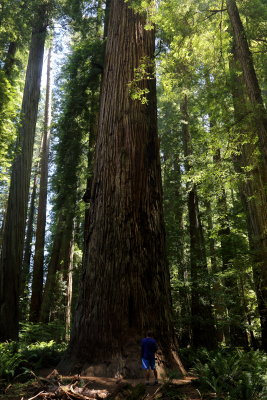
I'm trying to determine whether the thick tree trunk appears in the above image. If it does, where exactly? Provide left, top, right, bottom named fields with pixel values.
left=0, top=10, right=47, bottom=340
left=181, top=95, right=217, bottom=349
left=230, top=46, right=267, bottom=351
left=30, top=46, right=52, bottom=322
left=62, top=0, right=185, bottom=378
left=226, top=0, right=267, bottom=170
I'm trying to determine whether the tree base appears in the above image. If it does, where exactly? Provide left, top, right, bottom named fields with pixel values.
left=58, top=341, right=186, bottom=379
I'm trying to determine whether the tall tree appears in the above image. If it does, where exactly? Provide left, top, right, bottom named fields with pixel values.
left=181, top=95, right=217, bottom=349
left=30, top=45, right=52, bottom=322
left=63, top=0, right=185, bottom=377
left=214, top=149, right=248, bottom=347
left=0, top=5, right=48, bottom=340
left=20, top=173, right=38, bottom=320
left=40, top=33, right=103, bottom=324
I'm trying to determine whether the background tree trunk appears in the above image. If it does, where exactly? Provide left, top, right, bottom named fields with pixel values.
left=20, top=173, right=37, bottom=321
left=181, top=95, right=217, bottom=349
left=40, top=210, right=74, bottom=323
left=30, top=45, right=52, bottom=322
left=3, top=42, right=18, bottom=78
left=214, top=149, right=248, bottom=348
left=0, top=8, right=47, bottom=340
left=63, top=0, right=185, bottom=378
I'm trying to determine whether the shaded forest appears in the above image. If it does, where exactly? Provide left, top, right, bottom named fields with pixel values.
left=0, top=0, right=267, bottom=399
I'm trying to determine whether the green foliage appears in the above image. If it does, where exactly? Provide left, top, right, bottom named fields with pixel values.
left=128, top=56, right=155, bottom=104
left=52, top=36, right=103, bottom=212
left=0, top=342, right=24, bottom=381
left=19, top=322, right=65, bottom=344
left=191, top=348, right=267, bottom=400
left=21, top=341, right=67, bottom=371
left=0, top=340, right=66, bottom=382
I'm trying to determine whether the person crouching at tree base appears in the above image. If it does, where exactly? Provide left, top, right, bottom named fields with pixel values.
left=141, top=331, right=158, bottom=385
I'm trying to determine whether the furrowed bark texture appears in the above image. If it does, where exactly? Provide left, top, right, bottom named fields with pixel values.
left=0, top=11, right=47, bottom=340
left=65, top=0, right=185, bottom=377
left=230, top=48, right=267, bottom=351
left=30, top=46, right=52, bottom=323
left=181, top=95, right=217, bottom=350
left=226, top=0, right=267, bottom=170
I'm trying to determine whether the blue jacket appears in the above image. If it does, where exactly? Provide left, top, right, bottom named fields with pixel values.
left=141, top=337, right=157, bottom=359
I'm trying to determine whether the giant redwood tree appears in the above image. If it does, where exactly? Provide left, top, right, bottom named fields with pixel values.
left=63, top=0, right=185, bottom=377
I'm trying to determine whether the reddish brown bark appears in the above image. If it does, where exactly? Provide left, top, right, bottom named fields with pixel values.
left=62, top=0, right=185, bottom=377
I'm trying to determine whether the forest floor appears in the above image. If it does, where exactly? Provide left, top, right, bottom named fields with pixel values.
left=1, top=368, right=204, bottom=400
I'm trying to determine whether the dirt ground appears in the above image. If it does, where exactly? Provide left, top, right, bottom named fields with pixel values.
left=1, top=369, right=202, bottom=400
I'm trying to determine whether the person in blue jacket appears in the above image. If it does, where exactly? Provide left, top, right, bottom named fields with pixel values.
left=141, top=331, right=158, bottom=385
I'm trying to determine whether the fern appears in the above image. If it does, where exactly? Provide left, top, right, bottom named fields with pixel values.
left=192, top=349, right=267, bottom=400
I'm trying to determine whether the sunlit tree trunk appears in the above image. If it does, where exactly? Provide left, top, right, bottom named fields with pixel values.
left=0, top=8, right=47, bottom=340
left=30, top=46, right=52, bottom=322
left=181, top=95, right=217, bottom=349
left=20, top=173, right=37, bottom=321
left=63, top=0, right=185, bottom=377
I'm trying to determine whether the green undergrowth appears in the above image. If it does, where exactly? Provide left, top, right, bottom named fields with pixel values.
left=0, top=322, right=67, bottom=384
left=180, top=347, right=267, bottom=400
left=0, top=340, right=67, bottom=383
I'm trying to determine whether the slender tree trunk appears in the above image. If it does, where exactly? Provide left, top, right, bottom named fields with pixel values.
left=214, top=150, right=249, bottom=348
left=0, top=9, right=47, bottom=340
left=163, top=155, right=190, bottom=347
left=30, top=46, right=52, bottom=322
left=230, top=46, right=267, bottom=351
left=40, top=210, right=74, bottom=323
left=20, top=173, right=38, bottom=321
left=3, top=42, right=18, bottom=78
left=62, top=0, right=185, bottom=378
left=226, top=0, right=267, bottom=169
left=181, top=95, right=217, bottom=349
left=65, top=234, right=74, bottom=341
left=205, top=200, right=225, bottom=344
left=0, top=41, right=19, bottom=162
